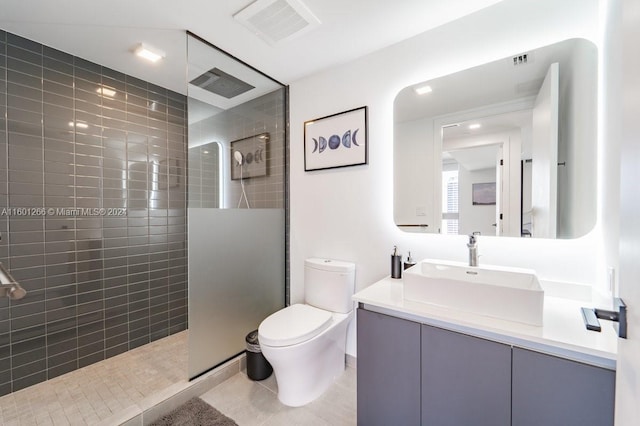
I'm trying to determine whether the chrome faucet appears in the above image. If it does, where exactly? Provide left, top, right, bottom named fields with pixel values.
left=467, top=233, right=479, bottom=267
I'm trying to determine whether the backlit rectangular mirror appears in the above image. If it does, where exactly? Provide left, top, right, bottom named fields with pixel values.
left=394, top=38, right=597, bottom=239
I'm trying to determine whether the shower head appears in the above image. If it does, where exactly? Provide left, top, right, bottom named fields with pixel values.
left=234, top=150, right=244, bottom=165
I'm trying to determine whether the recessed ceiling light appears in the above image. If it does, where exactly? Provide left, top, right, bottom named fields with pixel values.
left=468, top=123, right=481, bottom=130
left=415, top=85, right=432, bottom=95
left=203, top=150, right=209, bottom=154
left=134, top=43, right=165, bottom=63
left=96, top=86, right=116, bottom=97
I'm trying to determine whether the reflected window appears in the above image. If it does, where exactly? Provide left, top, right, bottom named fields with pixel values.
left=442, top=165, right=459, bottom=235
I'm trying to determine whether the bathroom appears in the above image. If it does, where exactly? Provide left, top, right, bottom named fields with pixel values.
left=1, top=0, right=640, bottom=424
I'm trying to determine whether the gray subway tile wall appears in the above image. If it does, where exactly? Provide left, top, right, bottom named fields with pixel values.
left=188, top=89, right=285, bottom=209
left=188, top=143, right=221, bottom=208
left=0, top=30, right=188, bottom=396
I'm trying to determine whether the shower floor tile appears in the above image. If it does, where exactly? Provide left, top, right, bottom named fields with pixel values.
left=0, top=331, right=187, bottom=426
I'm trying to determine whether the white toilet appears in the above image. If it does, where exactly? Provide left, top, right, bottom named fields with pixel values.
left=258, top=258, right=355, bottom=407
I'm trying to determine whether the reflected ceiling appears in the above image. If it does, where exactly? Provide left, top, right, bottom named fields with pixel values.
left=394, top=40, right=577, bottom=124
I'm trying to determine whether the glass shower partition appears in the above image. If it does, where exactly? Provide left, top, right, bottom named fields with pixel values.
left=186, top=33, right=286, bottom=379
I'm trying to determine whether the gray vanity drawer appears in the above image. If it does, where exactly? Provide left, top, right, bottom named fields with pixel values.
left=421, top=325, right=511, bottom=426
left=357, top=308, right=421, bottom=426
left=512, top=347, right=615, bottom=426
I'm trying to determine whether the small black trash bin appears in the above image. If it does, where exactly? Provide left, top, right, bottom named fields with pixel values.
left=245, top=330, right=272, bottom=381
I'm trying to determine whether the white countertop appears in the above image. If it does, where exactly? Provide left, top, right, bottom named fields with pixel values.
left=353, top=277, right=618, bottom=370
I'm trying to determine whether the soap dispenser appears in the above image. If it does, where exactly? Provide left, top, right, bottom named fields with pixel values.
left=404, top=251, right=416, bottom=270
left=391, top=246, right=402, bottom=279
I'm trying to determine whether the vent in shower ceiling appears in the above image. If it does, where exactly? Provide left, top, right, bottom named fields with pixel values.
left=233, top=0, right=321, bottom=45
left=189, top=68, right=255, bottom=99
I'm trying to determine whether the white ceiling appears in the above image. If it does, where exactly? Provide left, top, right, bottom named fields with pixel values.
left=445, top=144, right=500, bottom=172
left=0, top=0, right=504, bottom=93
left=442, top=110, right=532, bottom=171
left=442, top=110, right=532, bottom=141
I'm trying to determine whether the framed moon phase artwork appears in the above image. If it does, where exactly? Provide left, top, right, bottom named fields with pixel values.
left=304, top=106, right=368, bottom=171
left=230, top=133, right=269, bottom=180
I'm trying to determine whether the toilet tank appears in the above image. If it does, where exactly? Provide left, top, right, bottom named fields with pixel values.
left=304, top=258, right=356, bottom=313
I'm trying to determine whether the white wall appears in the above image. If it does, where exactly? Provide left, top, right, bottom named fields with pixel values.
left=596, top=0, right=621, bottom=299
left=289, top=0, right=610, bottom=356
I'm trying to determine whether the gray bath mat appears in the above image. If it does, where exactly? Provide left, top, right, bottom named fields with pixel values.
left=150, top=397, right=238, bottom=426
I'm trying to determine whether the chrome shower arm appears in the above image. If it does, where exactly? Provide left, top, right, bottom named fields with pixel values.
left=0, top=263, right=26, bottom=300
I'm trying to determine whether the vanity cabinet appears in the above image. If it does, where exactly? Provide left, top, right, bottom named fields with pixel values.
left=421, top=325, right=511, bottom=426
left=356, top=308, right=421, bottom=426
left=356, top=307, right=615, bottom=426
left=512, top=347, right=615, bottom=426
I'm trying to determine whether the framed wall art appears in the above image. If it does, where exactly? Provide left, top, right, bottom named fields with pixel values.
left=230, top=133, right=269, bottom=180
left=472, top=182, right=496, bottom=205
left=304, top=106, right=368, bottom=171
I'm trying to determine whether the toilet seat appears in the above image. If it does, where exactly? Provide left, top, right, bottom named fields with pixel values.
left=259, top=304, right=332, bottom=347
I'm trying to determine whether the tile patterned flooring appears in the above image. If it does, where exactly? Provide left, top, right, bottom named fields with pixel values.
left=0, top=330, right=357, bottom=425
left=201, top=367, right=357, bottom=426
left=0, top=331, right=187, bottom=426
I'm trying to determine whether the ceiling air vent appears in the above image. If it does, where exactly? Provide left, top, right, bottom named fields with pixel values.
left=189, top=68, right=255, bottom=99
left=233, top=0, right=321, bottom=45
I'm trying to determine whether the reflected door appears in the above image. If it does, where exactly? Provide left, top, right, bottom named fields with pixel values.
left=531, top=63, right=559, bottom=238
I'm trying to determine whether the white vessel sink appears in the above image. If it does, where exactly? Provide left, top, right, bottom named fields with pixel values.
left=403, top=259, right=544, bottom=326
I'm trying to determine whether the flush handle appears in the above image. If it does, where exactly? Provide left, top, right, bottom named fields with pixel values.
left=581, top=297, right=627, bottom=339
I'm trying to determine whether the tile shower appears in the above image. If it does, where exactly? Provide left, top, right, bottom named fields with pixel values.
left=0, top=30, right=188, bottom=395
left=188, top=90, right=286, bottom=210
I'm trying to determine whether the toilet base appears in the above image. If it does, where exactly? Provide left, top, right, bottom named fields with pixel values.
left=261, top=312, right=351, bottom=407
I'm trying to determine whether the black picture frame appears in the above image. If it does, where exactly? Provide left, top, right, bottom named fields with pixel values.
left=230, top=133, right=269, bottom=180
left=304, top=106, right=368, bottom=171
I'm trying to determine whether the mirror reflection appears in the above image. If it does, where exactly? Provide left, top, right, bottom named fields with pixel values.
left=394, top=38, right=597, bottom=239
left=187, top=34, right=285, bottom=210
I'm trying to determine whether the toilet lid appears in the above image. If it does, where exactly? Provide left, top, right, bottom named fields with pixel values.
left=258, top=304, right=332, bottom=347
